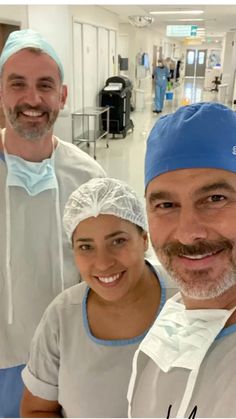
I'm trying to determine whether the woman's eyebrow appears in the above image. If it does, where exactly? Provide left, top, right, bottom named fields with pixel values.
left=104, top=231, right=126, bottom=239
left=74, top=231, right=127, bottom=243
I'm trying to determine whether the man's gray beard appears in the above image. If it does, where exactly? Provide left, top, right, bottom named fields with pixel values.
left=156, top=251, right=236, bottom=300
left=5, top=107, right=58, bottom=141
left=10, top=122, right=54, bottom=141
left=167, top=264, right=236, bottom=299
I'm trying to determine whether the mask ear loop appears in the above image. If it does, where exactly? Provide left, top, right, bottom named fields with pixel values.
left=127, top=347, right=140, bottom=418
left=2, top=128, right=13, bottom=324
left=55, top=185, right=64, bottom=292
left=5, top=182, right=13, bottom=324
left=52, top=136, right=64, bottom=293
left=176, top=368, right=199, bottom=418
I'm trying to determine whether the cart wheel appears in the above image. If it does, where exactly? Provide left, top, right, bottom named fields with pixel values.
left=122, top=131, right=126, bottom=138
left=87, top=142, right=90, bottom=148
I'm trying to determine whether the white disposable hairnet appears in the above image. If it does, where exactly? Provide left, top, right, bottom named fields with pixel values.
left=63, top=177, right=148, bottom=242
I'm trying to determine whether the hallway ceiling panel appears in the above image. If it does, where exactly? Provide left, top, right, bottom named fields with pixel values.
left=101, top=5, right=236, bottom=42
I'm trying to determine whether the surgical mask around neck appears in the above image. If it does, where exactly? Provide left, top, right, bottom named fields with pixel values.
left=2, top=131, right=57, bottom=196
left=128, top=292, right=236, bottom=418
left=1, top=129, right=64, bottom=325
left=139, top=292, right=236, bottom=372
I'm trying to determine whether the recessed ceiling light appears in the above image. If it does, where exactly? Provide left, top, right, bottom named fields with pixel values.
left=149, top=10, right=204, bottom=15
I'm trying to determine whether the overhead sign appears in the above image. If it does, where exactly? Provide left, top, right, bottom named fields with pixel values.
left=166, top=25, right=198, bottom=37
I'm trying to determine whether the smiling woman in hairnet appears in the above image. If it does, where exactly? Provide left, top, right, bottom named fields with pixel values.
left=20, top=177, right=175, bottom=418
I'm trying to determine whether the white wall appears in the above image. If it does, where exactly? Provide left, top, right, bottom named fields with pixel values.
left=27, top=5, right=72, bottom=141
left=0, top=5, right=28, bottom=27
left=69, top=5, right=118, bottom=31
left=222, top=31, right=236, bottom=103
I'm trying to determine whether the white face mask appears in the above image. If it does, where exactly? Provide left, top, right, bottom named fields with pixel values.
left=2, top=131, right=58, bottom=196
left=128, top=292, right=236, bottom=418
left=4, top=152, right=58, bottom=196
left=139, top=292, right=236, bottom=372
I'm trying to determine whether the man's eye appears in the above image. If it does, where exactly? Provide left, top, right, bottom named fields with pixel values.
left=38, top=83, right=53, bottom=90
left=208, top=195, right=226, bottom=202
left=155, top=202, right=174, bottom=209
left=11, top=82, right=25, bottom=88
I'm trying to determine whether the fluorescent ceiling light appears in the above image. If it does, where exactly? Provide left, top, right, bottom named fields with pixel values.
left=173, top=18, right=204, bottom=21
left=150, top=10, right=204, bottom=15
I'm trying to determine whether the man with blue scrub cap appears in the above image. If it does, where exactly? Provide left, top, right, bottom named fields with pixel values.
left=0, top=29, right=105, bottom=417
left=128, top=102, right=236, bottom=418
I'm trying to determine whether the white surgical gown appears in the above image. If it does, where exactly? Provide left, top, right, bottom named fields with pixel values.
left=0, top=138, right=105, bottom=368
left=22, top=263, right=177, bottom=417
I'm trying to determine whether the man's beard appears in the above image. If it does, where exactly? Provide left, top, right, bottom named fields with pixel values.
left=154, top=238, right=236, bottom=299
left=5, top=104, right=58, bottom=141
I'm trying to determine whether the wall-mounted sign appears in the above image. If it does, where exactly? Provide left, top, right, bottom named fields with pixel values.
left=166, top=25, right=198, bottom=37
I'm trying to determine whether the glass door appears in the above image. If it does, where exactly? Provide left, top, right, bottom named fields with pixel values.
left=185, top=49, right=196, bottom=77
left=196, top=49, right=207, bottom=77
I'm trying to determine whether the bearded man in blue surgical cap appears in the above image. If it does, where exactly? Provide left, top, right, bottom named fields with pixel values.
left=0, top=29, right=105, bottom=417
left=128, top=102, right=236, bottom=418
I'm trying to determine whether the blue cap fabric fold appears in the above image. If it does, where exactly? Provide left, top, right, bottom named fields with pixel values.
left=145, top=102, right=236, bottom=189
left=0, top=29, right=64, bottom=81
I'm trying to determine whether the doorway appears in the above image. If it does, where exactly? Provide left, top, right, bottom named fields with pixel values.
left=0, top=23, right=21, bottom=128
left=185, top=48, right=207, bottom=78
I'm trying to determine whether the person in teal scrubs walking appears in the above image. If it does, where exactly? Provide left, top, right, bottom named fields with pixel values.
left=153, top=59, right=170, bottom=113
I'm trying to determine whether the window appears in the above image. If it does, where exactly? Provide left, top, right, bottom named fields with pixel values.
left=187, top=51, right=195, bottom=65
left=198, top=51, right=205, bottom=65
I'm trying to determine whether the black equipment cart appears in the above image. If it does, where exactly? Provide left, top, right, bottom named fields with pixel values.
left=100, top=76, right=134, bottom=138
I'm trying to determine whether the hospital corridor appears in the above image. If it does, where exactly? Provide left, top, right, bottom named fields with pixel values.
left=86, top=77, right=221, bottom=199
left=1, top=4, right=236, bottom=418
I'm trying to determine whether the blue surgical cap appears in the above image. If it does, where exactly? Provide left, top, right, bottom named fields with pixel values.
left=0, top=29, right=64, bottom=81
left=145, top=102, right=236, bottom=189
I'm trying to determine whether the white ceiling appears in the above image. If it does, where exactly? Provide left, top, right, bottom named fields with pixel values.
left=101, top=4, right=236, bottom=43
